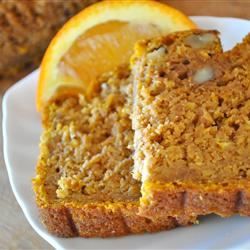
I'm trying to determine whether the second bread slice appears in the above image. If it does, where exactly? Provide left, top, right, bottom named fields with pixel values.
left=131, top=30, right=250, bottom=219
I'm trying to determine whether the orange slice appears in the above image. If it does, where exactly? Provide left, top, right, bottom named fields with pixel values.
left=37, top=0, right=196, bottom=111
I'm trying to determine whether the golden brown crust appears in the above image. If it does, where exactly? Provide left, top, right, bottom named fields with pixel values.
left=140, top=182, right=250, bottom=219
left=38, top=203, right=194, bottom=237
left=39, top=206, right=77, bottom=237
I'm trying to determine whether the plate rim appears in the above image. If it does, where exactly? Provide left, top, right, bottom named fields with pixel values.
left=2, top=70, right=65, bottom=250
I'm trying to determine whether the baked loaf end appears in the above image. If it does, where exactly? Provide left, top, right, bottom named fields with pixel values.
left=132, top=30, right=250, bottom=219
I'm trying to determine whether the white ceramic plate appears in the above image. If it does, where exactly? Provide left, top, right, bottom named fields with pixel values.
left=2, top=17, right=250, bottom=250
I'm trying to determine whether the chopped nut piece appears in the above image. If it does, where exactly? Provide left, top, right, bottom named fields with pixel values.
left=185, top=33, right=217, bottom=49
left=193, top=66, right=215, bottom=83
left=146, top=47, right=166, bottom=61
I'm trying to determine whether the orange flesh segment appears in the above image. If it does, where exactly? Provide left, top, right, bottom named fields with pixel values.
left=58, top=21, right=162, bottom=97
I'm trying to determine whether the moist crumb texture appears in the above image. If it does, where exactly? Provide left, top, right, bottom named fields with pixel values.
left=40, top=69, right=139, bottom=203
left=132, top=30, right=250, bottom=219
left=33, top=66, right=194, bottom=237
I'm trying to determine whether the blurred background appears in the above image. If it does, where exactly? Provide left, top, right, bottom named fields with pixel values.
left=0, top=0, right=249, bottom=249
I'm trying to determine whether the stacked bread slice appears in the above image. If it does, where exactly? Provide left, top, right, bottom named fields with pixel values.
left=131, top=31, right=250, bottom=220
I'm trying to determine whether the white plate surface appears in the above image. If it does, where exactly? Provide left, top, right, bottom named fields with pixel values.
left=2, top=17, right=250, bottom=250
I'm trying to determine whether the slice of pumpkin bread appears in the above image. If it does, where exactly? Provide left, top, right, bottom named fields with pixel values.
left=33, top=66, right=194, bottom=238
left=132, top=30, right=222, bottom=181
left=132, top=30, right=250, bottom=219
